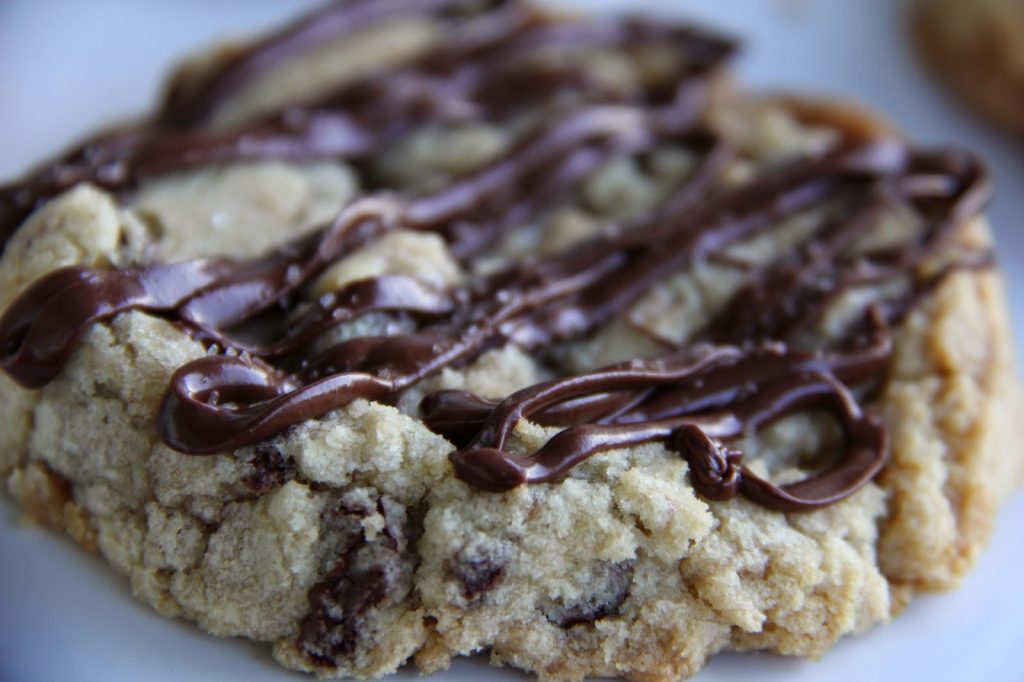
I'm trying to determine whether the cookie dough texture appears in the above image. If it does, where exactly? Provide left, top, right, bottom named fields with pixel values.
left=914, top=0, right=1024, bottom=132
left=2, top=9, right=1023, bottom=682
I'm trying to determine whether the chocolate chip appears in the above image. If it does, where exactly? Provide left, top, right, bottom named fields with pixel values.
left=543, top=560, right=633, bottom=628
left=300, top=549, right=392, bottom=663
left=298, top=495, right=413, bottom=667
left=447, top=553, right=506, bottom=600
left=241, top=444, right=295, bottom=493
left=378, top=497, right=407, bottom=553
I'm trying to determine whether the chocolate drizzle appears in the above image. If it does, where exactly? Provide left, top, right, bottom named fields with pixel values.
left=431, top=332, right=892, bottom=511
left=0, top=0, right=993, bottom=512
left=0, top=0, right=732, bottom=251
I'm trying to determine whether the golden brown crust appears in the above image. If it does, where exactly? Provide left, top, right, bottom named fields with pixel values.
left=6, top=461, right=98, bottom=552
left=763, top=94, right=901, bottom=140
left=880, top=241, right=1024, bottom=593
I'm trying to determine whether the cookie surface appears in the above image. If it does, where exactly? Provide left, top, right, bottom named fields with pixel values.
left=1, top=2, right=1023, bottom=681
left=914, top=0, right=1024, bottom=132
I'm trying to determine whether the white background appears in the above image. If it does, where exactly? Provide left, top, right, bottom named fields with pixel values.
left=1, top=1, right=1022, bottom=681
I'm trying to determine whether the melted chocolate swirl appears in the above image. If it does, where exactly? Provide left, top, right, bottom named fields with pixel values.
left=0, top=0, right=992, bottom=512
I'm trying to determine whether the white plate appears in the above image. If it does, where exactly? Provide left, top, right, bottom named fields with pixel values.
left=1, top=2, right=1022, bottom=681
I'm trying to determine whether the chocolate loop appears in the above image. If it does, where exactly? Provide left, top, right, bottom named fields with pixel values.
left=730, top=368, right=889, bottom=512
left=445, top=345, right=890, bottom=510
left=669, top=425, right=741, bottom=502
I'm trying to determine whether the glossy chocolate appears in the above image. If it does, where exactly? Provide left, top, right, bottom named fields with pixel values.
left=0, top=0, right=992, bottom=512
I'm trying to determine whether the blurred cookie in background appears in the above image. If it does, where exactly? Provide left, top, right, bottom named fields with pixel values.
left=913, top=0, right=1024, bottom=133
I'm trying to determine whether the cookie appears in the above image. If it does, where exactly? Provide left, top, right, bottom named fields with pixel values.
left=1, top=2, right=1022, bottom=681
left=913, top=0, right=1024, bottom=132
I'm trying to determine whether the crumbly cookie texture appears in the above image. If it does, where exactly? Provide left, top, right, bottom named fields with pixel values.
left=2, top=4, right=1023, bottom=682
left=914, top=0, right=1024, bottom=132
